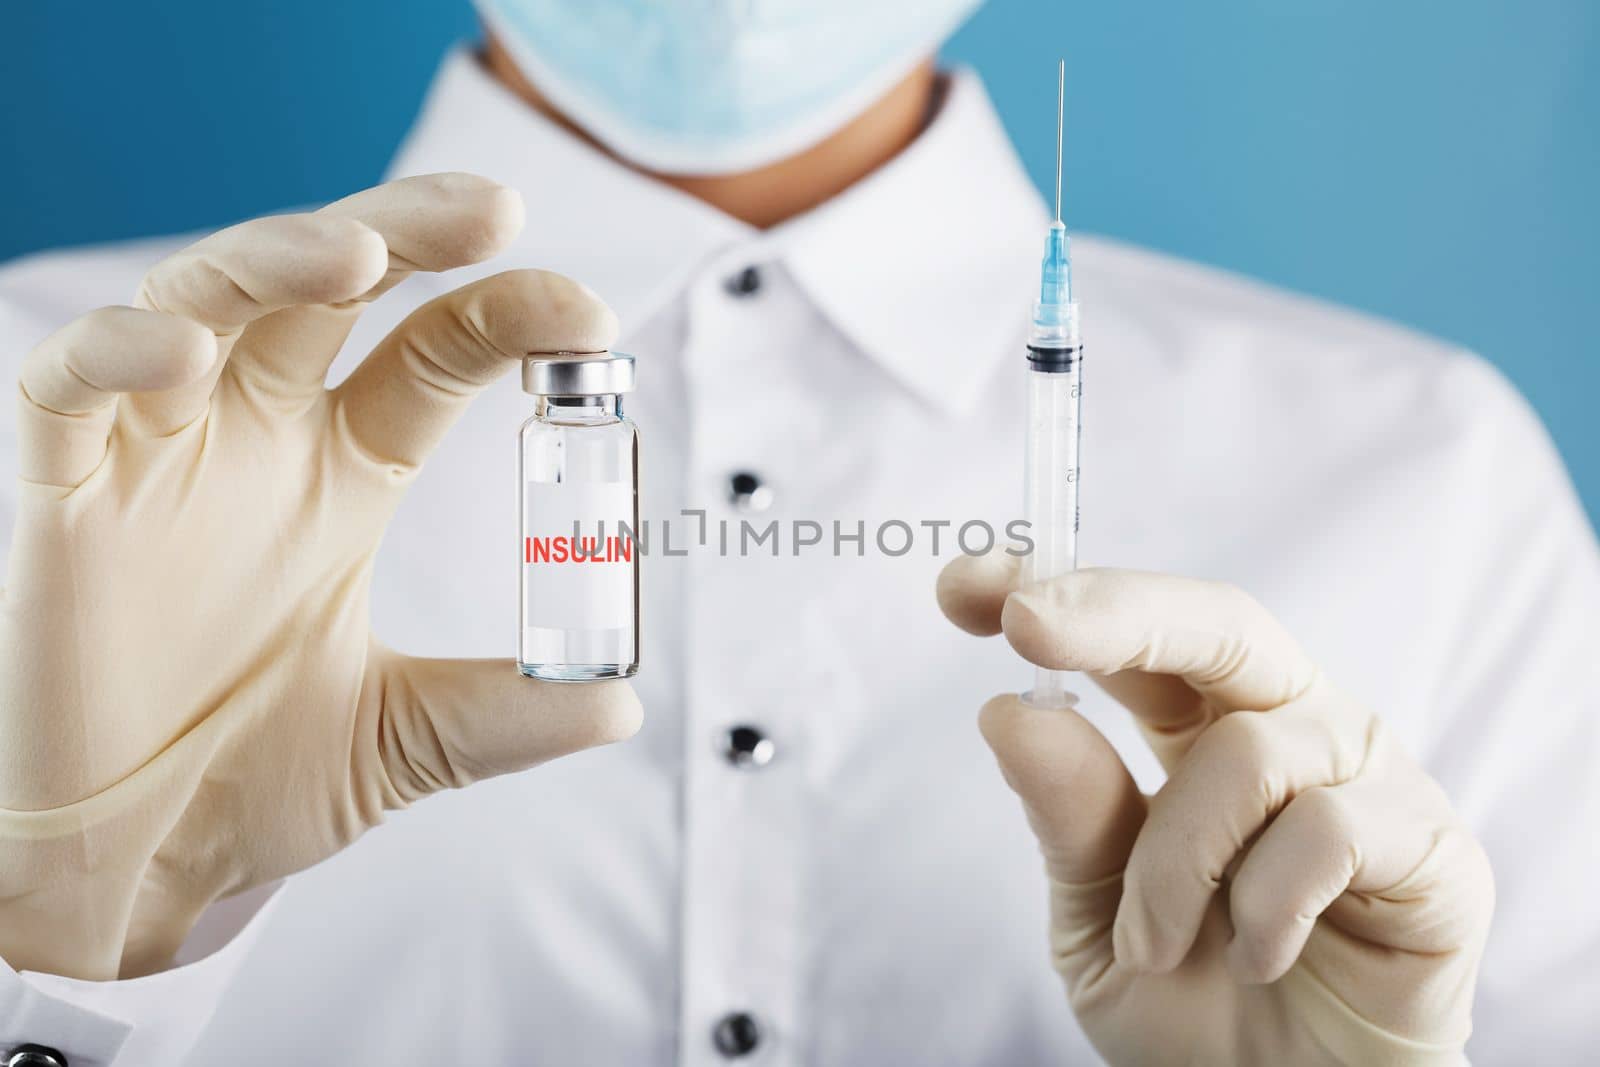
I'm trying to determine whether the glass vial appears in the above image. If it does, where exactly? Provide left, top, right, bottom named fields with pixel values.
left=518, top=353, right=640, bottom=681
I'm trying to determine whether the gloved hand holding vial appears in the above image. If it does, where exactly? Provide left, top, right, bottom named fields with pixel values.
left=0, top=174, right=641, bottom=981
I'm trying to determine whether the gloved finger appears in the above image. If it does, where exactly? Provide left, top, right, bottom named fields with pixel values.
left=229, top=174, right=525, bottom=400
left=1111, top=690, right=1371, bottom=974
left=15, top=307, right=217, bottom=487
left=939, top=555, right=1203, bottom=748
left=124, top=213, right=390, bottom=434
left=1226, top=780, right=1494, bottom=992
left=979, top=694, right=1147, bottom=991
left=935, top=549, right=1021, bottom=635
left=331, top=269, right=618, bottom=471
left=1002, top=568, right=1319, bottom=745
left=359, top=647, right=643, bottom=807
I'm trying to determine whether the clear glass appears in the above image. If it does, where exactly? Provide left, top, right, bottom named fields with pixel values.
left=518, top=395, right=640, bottom=681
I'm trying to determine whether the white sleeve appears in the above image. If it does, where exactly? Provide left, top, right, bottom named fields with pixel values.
left=1421, top=357, right=1600, bottom=1062
left=0, top=888, right=279, bottom=1067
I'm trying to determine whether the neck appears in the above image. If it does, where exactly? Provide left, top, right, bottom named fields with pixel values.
left=482, top=34, right=940, bottom=229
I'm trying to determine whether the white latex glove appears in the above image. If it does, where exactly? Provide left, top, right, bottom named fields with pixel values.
left=0, top=174, right=642, bottom=981
left=937, top=558, right=1494, bottom=1066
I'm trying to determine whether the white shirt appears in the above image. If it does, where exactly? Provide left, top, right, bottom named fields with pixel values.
left=1, top=51, right=1596, bottom=1066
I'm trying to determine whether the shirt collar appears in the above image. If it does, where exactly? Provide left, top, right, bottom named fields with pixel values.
left=768, top=70, right=1048, bottom=413
left=388, top=51, right=1047, bottom=415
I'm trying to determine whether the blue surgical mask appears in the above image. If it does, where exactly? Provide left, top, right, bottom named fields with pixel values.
left=475, top=0, right=984, bottom=175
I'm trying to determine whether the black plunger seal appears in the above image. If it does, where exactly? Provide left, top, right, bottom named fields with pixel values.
left=1027, top=344, right=1082, bottom=373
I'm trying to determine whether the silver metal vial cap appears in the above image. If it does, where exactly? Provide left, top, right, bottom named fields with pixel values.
left=521, top=352, right=636, bottom=397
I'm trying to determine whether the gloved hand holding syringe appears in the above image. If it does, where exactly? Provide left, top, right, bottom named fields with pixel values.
left=936, top=63, right=1491, bottom=1067
left=1021, top=61, right=1083, bottom=710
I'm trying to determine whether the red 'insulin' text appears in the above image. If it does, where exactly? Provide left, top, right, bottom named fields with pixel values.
left=524, top=536, right=635, bottom=564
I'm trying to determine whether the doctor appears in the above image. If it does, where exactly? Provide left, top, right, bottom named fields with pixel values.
left=1, top=1, right=1595, bottom=1064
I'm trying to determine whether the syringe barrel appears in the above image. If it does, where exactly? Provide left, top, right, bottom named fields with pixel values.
left=1022, top=343, right=1082, bottom=710
left=1024, top=349, right=1082, bottom=586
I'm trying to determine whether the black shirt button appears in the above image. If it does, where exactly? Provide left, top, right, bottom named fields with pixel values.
left=727, top=470, right=773, bottom=513
left=724, top=265, right=763, bottom=297
left=712, top=1011, right=763, bottom=1058
left=722, top=725, right=775, bottom=770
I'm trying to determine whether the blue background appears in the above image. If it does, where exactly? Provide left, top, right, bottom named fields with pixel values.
left=3, top=1, right=1596, bottom=518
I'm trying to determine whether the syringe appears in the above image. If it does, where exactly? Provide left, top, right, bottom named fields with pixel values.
left=1021, top=61, right=1083, bottom=710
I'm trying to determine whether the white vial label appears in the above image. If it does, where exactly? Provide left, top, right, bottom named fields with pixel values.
left=523, top=481, right=636, bottom=630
